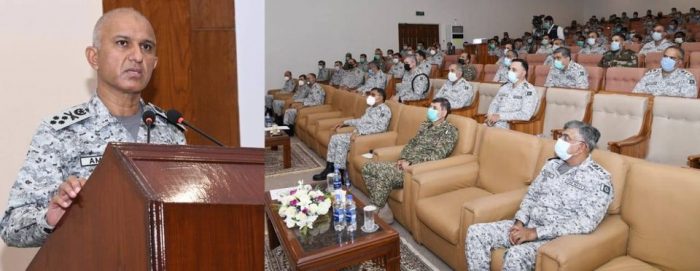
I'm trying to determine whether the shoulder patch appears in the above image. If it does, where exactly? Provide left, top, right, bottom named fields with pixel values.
left=601, top=184, right=611, bottom=195
left=44, top=104, right=92, bottom=130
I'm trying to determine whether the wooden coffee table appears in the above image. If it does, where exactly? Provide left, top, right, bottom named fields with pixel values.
left=265, top=132, right=291, bottom=168
left=265, top=190, right=400, bottom=270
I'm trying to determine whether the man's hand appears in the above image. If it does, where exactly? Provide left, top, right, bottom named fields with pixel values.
left=46, top=176, right=87, bottom=226
left=334, top=124, right=344, bottom=132
left=291, top=103, right=303, bottom=110
left=509, top=221, right=537, bottom=245
left=396, top=160, right=410, bottom=171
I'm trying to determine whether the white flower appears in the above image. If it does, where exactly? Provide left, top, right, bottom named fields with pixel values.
left=298, top=194, right=311, bottom=206
left=278, top=206, right=287, bottom=217
left=283, top=206, right=296, bottom=218
left=284, top=217, right=296, bottom=228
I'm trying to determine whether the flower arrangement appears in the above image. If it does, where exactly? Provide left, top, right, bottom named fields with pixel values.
left=277, top=180, right=332, bottom=234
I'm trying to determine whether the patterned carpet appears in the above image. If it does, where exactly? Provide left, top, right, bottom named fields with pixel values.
left=264, top=235, right=437, bottom=271
left=265, top=137, right=325, bottom=177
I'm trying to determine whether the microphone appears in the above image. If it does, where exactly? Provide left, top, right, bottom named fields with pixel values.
left=165, top=109, right=225, bottom=146
left=142, top=110, right=156, bottom=144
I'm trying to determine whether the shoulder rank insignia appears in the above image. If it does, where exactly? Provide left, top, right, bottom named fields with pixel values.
left=601, top=184, right=612, bottom=195
left=44, top=104, right=91, bottom=130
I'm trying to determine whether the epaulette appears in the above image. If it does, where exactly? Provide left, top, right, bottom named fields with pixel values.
left=44, top=103, right=92, bottom=131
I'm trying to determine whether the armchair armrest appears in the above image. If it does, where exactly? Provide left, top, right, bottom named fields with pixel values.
left=306, top=111, right=343, bottom=126
left=316, top=117, right=352, bottom=132
left=412, top=162, right=480, bottom=201
left=474, top=114, right=487, bottom=124
left=688, top=154, right=700, bottom=169
left=267, top=89, right=281, bottom=95
left=348, top=131, right=399, bottom=159
left=373, top=145, right=405, bottom=162
left=551, top=128, right=564, bottom=140
left=461, top=187, right=527, bottom=227
left=335, top=126, right=356, bottom=134
left=608, top=134, right=648, bottom=159
left=536, top=215, right=629, bottom=271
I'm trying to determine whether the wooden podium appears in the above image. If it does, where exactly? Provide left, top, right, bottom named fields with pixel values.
left=27, top=143, right=264, bottom=270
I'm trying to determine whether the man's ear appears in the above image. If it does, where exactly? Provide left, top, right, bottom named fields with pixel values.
left=85, top=46, right=99, bottom=70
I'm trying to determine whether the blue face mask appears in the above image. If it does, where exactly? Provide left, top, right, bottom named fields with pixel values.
left=503, top=58, right=512, bottom=67
left=554, top=59, right=565, bottom=70
left=427, top=108, right=440, bottom=122
left=660, top=56, right=676, bottom=72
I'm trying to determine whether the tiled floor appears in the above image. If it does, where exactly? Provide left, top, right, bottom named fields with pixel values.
left=265, top=139, right=454, bottom=271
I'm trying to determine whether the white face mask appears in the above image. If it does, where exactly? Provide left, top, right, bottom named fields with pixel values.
left=554, top=138, right=579, bottom=161
left=447, top=71, right=458, bottom=82
left=552, top=45, right=561, bottom=51
left=675, top=37, right=684, bottom=43
left=318, top=65, right=323, bottom=69
left=284, top=76, right=290, bottom=81
left=430, top=50, right=436, bottom=55
left=652, top=31, right=663, bottom=41
left=587, top=37, right=596, bottom=46
left=392, top=58, right=399, bottom=64
left=366, top=96, right=376, bottom=106
left=335, top=66, right=340, bottom=70
left=298, top=80, right=305, bottom=86
left=507, top=70, right=519, bottom=83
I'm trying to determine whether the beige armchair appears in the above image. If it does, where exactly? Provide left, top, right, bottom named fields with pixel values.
left=542, top=88, right=592, bottom=139
left=590, top=91, right=653, bottom=158
left=473, top=82, right=501, bottom=123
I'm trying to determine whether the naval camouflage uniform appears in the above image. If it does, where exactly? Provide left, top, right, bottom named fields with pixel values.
left=598, top=49, right=639, bottom=68
left=0, top=96, right=185, bottom=247
left=428, top=53, right=444, bottom=67
left=633, top=68, right=698, bottom=98
left=639, top=39, right=674, bottom=55
left=462, top=64, right=478, bottom=81
left=358, top=71, right=388, bottom=93
left=467, top=156, right=613, bottom=271
left=317, top=68, right=330, bottom=82
left=493, top=64, right=510, bottom=83
left=580, top=44, right=607, bottom=55
left=396, top=68, right=429, bottom=101
left=487, top=81, right=539, bottom=129
left=362, top=120, right=458, bottom=207
left=434, top=78, right=475, bottom=109
left=390, top=62, right=405, bottom=79
left=326, top=103, right=391, bottom=169
left=283, top=83, right=326, bottom=125
left=358, top=61, right=369, bottom=73
left=544, top=61, right=589, bottom=89
left=330, top=69, right=344, bottom=86
left=417, top=60, right=432, bottom=76
left=266, top=79, right=295, bottom=109
left=340, top=68, right=365, bottom=89
left=291, top=83, right=310, bottom=101
left=536, top=45, right=553, bottom=55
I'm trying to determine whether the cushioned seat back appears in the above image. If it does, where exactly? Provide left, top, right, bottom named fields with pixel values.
left=604, top=67, right=646, bottom=92
left=526, top=54, right=547, bottom=66
left=643, top=52, right=663, bottom=68
left=577, top=54, right=603, bottom=66
left=483, top=64, right=499, bottom=82
left=690, top=51, right=700, bottom=68
left=532, top=86, right=546, bottom=114
left=542, top=88, right=592, bottom=137
left=445, top=115, right=478, bottom=156
left=590, top=150, right=628, bottom=214
left=331, top=89, right=351, bottom=110
left=384, top=100, right=403, bottom=132
left=476, top=128, right=541, bottom=193
left=321, top=84, right=336, bottom=105
left=533, top=65, right=550, bottom=86
left=395, top=105, right=428, bottom=145
left=473, top=64, right=484, bottom=81
left=585, top=66, right=604, bottom=91
left=468, top=81, right=480, bottom=105
left=533, top=138, right=555, bottom=180
left=476, top=83, right=501, bottom=115
left=627, top=43, right=641, bottom=53
left=623, top=163, right=700, bottom=271
left=570, top=45, right=581, bottom=54
left=351, top=94, right=368, bottom=118
left=430, top=79, right=446, bottom=92
left=591, top=93, right=648, bottom=149
left=681, top=42, right=700, bottom=63
left=646, top=96, right=700, bottom=166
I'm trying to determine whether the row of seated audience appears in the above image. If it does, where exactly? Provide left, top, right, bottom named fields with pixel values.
left=266, top=8, right=700, bottom=271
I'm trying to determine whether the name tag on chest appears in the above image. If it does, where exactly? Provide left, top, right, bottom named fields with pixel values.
left=80, top=155, right=102, bottom=167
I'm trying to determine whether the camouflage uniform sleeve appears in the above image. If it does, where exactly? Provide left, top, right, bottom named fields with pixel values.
left=514, top=164, right=548, bottom=225
left=357, top=105, right=391, bottom=135
left=466, top=66, right=477, bottom=81
left=0, top=124, right=66, bottom=247
left=543, top=67, right=555, bottom=87
left=536, top=173, right=613, bottom=239
left=627, top=52, right=639, bottom=67
left=575, top=66, right=590, bottom=89
left=400, top=122, right=428, bottom=161
left=302, top=85, right=324, bottom=106
left=487, top=88, right=503, bottom=115
left=409, top=123, right=458, bottom=164
left=632, top=72, right=650, bottom=93
left=680, top=72, right=698, bottom=98
left=597, top=53, right=608, bottom=67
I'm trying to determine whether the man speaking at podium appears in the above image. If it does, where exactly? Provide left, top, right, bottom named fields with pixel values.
left=0, top=8, right=185, bottom=247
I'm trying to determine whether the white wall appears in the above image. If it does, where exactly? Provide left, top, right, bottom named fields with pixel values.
left=0, top=1, right=102, bottom=269
left=236, top=0, right=265, bottom=147
left=265, top=0, right=583, bottom=89
left=583, top=0, right=698, bottom=20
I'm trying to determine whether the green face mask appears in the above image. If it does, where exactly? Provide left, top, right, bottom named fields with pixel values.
left=576, top=41, right=584, bottom=47
left=489, top=44, right=496, bottom=49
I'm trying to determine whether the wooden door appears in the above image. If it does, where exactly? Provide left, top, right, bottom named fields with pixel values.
left=398, top=23, right=439, bottom=50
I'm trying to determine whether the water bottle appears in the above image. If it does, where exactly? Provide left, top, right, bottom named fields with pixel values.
left=265, top=113, right=272, bottom=128
left=333, top=165, right=342, bottom=190
left=333, top=194, right=346, bottom=231
left=344, top=169, right=352, bottom=190
left=345, top=195, right=357, bottom=232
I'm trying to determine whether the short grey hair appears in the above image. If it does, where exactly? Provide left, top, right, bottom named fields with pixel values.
left=92, top=7, right=150, bottom=48
left=564, top=120, right=601, bottom=151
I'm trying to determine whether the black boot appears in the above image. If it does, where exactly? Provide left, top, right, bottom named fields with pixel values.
left=339, top=169, right=346, bottom=184
left=275, top=115, right=284, bottom=126
left=313, top=162, right=334, bottom=180
left=286, top=124, right=295, bottom=137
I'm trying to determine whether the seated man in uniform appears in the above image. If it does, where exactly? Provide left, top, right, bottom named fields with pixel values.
left=633, top=46, right=697, bottom=98
left=544, top=47, right=589, bottom=89
left=272, top=74, right=307, bottom=122
left=391, top=56, right=429, bottom=102
left=415, top=50, right=432, bottom=75
left=639, top=24, right=674, bottom=56
left=427, top=46, right=444, bottom=68
left=435, top=64, right=475, bottom=109
left=282, top=73, right=325, bottom=135
left=358, top=53, right=369, bottom=72
left=362, top=98, right=458, bottom=223
left=339, top=58, right=365, bottom=90
left=494, top=50, right=518, bottom=83
left=0, top=8, right=186, bottom=247
left=265, top=70, right=295, bottom=113
left=312, top=88, right=391, bottom=181
left=357, top=62, right=387, bottom=94
left=543, top=38, right=564, bottom=66
left=580, top=30, right=607, bottom=55
left=598, top=33, right=639, bottom=68
left=466, top=120, right=613, bottom=271
left=316, top=60, right=330, bottom=83
left=330, top=60, right=344, bottom=86
left=486, top=59, right=539, bottom=129
left=389, top=53, right=405, bottom=79
left=459, top=52, right=478, bottom=81
left=536, top=36, right=554, bottom=54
